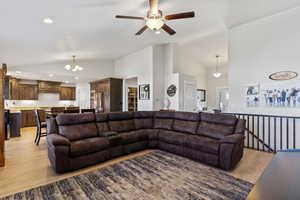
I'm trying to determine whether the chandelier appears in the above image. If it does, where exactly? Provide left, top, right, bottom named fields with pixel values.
left=213, top=55, right=222, bottom=78
left=65, top=55, right=83, bottom=72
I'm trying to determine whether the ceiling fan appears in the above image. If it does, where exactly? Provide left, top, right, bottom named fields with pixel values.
left=115, top=0, right=195, bottom=36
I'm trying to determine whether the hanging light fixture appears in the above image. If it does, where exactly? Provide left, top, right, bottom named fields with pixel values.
left=65, top=55, right=83, bottom=72
left=213, top=55, right=222, bottom=78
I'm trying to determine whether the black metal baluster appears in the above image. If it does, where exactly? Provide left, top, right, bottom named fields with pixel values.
left=268, top=116, right=271, bottom=152
left=263, top=116, right=265, bottom=152
left=280, top=117, right=283, bottom=150
left=257, top=116, right=260, bottom=150
left=274, top=117, right=277, bottom=152
left=293, top=118, right=296, bottom=149
left=252, top=115, right=255, bottom=149
left=247, top=115, right=250, bottom=148
left=287, top=118, right=289, bottom=149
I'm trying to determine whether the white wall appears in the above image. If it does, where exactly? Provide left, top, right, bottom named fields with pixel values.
left=229, top=6, right=300, bottom=116
left=114, top=46, right=154, bottom=111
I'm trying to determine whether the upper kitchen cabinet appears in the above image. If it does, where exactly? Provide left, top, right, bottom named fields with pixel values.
left=38, top=81, right=60, bottom=93
left=18, top=84, right=38, bottom=100
left=59, top=87, right=76, bottom=101
left=9, top=77, right=19, bottom=100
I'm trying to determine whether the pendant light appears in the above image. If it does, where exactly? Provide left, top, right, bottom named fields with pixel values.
left=213, top=55, right=222, bottom=78
left=65, top=55, right=83, bottom=72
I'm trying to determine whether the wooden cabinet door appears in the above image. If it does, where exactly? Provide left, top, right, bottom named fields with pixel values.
left=21, top=110, right=36, bottom=127
left=9, top=78, right=19, bottom=100
left=60, top=87, right=76, bottom=100
left=18, top=84, right=38, bottom=100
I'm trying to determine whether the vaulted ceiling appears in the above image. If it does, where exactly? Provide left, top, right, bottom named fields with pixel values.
left=1, top=0, right=299, bottom=82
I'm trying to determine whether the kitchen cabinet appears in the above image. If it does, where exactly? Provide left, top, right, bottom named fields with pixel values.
left=90, top=78, right=123, bottom=112
left=9, top=77, right=19, bottom=100
left=21, top=110, right=36, bottom=128
left=38, top=81, right=60, bottom=93
left=59, top=87, right=76, bottom=101
left=18, top=84, right=38, bottom=100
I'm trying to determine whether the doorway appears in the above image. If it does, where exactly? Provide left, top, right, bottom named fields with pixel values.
left=216, top=87, right=229, bottom=112
left=183, top=81, right=197, bottom=112
left=124, top=77, right=138, bottom=112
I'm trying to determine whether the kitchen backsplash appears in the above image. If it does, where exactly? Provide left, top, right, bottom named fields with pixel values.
left=5, top=93, right=76, bottom=108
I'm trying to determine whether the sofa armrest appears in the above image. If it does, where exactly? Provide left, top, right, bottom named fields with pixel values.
left=234, top=119, right=246, bottom=135
left=46, top=118, right=58, bottom=135
left=220, top=134, right=244, bottom=144
left=47, top=134, right=70, bottom=146
left=219, top=134, right=245, bottom=171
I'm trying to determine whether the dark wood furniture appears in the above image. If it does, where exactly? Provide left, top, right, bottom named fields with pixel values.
left=81, top=109, right=95, bottom=113
left=21, top=110, right=36, bottom=128
left=0, top=64, right=6, bottom=167
left=51, top=107, right=65, bottom=114
left=34, top=110, right=47, bottom=145
left=90, top=78, right=123, bottom=113
left=247, top=152, right=300, bottom=200
left=9, top=77, right=19, bottom=100
left=60, top=86, right=76, bottom=100
left=38, top=80, right=60, bottom=93
left=9, top=112, right=21, bottom=138
left=18, top=84, right=38, bottom=100
left=64, top=109, right=80, bottom=114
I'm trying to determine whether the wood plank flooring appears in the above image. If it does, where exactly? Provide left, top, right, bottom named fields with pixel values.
left=0, top=127, right=273, bottom=198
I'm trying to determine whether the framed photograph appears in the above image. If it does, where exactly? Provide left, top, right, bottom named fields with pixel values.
left=197, top=89, right=206, bottom=102
left=245, top=85, right=260, bottom=107
left=261, top=84, right=300, bottom=108
left=139, top=84, right=150, bottom=100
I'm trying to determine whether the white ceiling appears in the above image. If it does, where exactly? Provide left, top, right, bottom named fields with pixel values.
left=1, top=0, right=300, bottom=82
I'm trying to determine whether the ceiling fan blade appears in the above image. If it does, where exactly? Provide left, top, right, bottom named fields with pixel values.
left=165, top=12, right=195, bottom=20
left=162, top=24, right=176, bottom=35
left=149, top=0, right=159, bottom=14
left=135, top=26, right=148, bottom=35
left=116, top=15, right=145, bottom=20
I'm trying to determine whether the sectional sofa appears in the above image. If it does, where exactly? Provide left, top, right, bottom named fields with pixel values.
left=46, top=111, right=246, bottom=173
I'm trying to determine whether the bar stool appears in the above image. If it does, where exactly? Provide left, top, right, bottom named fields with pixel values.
left=34, top=110, right=47, bottom=145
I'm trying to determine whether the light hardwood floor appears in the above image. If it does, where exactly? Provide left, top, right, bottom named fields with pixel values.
left=0, top=127, right=274, bottom=198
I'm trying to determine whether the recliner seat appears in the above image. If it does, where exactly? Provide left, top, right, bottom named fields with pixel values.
left=47, top=111, right=245, bottom=173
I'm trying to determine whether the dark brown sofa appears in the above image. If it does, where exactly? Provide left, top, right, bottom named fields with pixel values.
left=46, top=111, right=245, bottom=173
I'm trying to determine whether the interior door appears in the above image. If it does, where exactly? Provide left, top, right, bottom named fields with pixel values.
left=183, top=81, right=197, bottom=112
left=216, top=87, right=230, bottom=112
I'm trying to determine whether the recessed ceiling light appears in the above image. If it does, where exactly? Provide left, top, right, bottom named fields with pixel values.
left=15, top=71, right=22, bottom=74
left=43, top=18, right=53, bottom=24
left=49, top=74, right=54, bottom=77
left=155, top=30, right=161, bottom=34
left=65, top=81, right=70, bottom=83
left=74, top=77, right=79, bottom=80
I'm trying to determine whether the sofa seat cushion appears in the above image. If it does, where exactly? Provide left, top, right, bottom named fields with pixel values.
left=70, top=137, right=110, bottom=157
left=120, top=131, right=148, bottom=144
left=183, top=135, right=219, bottom=155
left=158, top=131, right=186, bottom=145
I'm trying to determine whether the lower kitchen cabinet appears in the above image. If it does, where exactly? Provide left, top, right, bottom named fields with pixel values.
left=21, top=110, right=36, bottom=128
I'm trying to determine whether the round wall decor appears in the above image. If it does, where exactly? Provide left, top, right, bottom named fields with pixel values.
left=167, top=84, right=177, bottom=97
left=269, top=71, right=298, bottom=81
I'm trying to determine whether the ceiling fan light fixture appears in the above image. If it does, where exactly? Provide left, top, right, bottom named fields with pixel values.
left=146, top=18, right=164, bottom=30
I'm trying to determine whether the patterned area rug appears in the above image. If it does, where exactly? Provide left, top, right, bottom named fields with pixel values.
left=1, top=151, right=253, bottom=200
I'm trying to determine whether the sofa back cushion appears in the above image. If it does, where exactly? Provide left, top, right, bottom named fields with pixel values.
left=108, top=112, right=135, bottom=132
left=95, top=113, right=110, bottom=133
left=173, top=112, right=200, bottom=134
left=134, top=111, right=154, bottom=129
left=56, top=113, right=98, bottom=141
left=197, top=112, right=237, bottom=140
left=154, top=111, right=174, bottom=130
